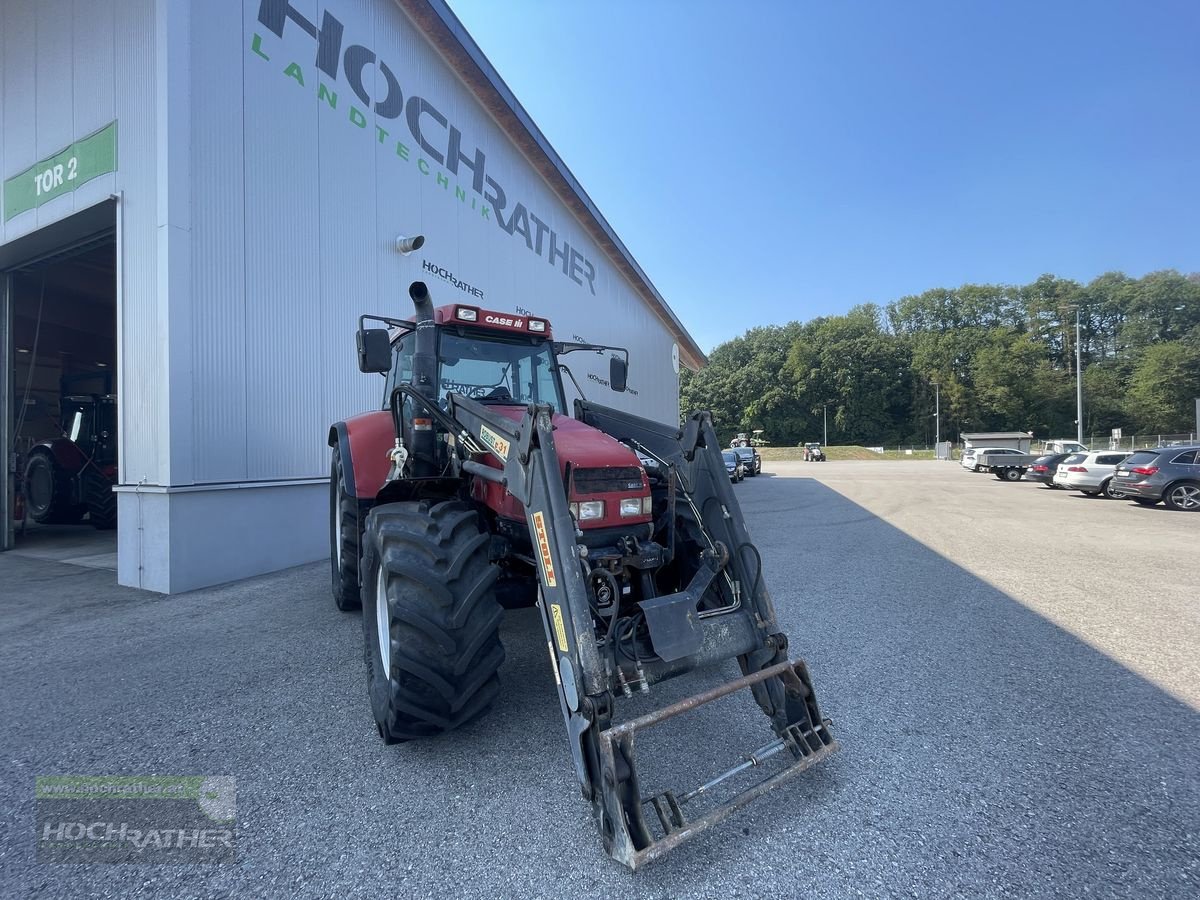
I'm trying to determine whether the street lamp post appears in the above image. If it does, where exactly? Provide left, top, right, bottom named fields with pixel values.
left=1075, top=307, right=1083, bottom=445
left=823, top=403, right=828, bottom=447
left=932, top=382, right=940, bottom=454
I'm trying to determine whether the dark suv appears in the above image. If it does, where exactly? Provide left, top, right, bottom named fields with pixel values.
left=1110, top=446, right=1200, bottom=511
left=732, top=445, right=761, bottom=476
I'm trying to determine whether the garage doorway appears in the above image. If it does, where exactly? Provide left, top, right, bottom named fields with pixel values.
left=2, top=206, right=118, bottom=569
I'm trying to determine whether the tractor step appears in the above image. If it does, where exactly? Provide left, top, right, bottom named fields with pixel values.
left=596, top=659, right=837, bottom=870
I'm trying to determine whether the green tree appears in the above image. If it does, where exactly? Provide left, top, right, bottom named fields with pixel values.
left=1127, top=341, right=1200, bottom=432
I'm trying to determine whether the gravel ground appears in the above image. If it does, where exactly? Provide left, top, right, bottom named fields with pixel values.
left=1, top=460, right=1196, bottom=898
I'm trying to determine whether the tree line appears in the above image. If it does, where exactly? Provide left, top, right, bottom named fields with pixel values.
left=680, top=270, right=1200, bottom=446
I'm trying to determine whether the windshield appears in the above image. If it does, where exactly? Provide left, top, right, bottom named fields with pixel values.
left=722, top=451, right=737, bottom=463
left=734, top=448, right=754, bottom=458
left=438, top=332, right=565, bottom=412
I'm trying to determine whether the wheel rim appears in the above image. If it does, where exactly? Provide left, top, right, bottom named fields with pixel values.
left=336, top=482, right=345, bottom=573
left=375, top=566, right=391, bottom=673
left=28, top=462, right=53, bottom=513
left=1169, top=484, right=1200, bottom=510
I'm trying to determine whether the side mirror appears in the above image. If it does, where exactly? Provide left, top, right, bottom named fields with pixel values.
left=609, top=356, right=627, bottom=393
left=357, top=328, right=392, bottom=374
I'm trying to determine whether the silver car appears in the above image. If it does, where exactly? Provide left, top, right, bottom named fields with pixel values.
left=1110, top=446, right=1200, bottom=511
left=1053, top=450, right=1131, bottom=497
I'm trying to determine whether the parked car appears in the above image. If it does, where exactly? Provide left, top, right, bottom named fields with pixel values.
left=1025, top=453, right=1073, bottom=487
left=732, top=445, right=761, bottom=476
left=722, top=449, right=745, bottom=482
left=961, top=447, right=1025, bottom=472
left=1052, top=450, right=1131, bottom=497
left=1110, top=446, right=1200, bottom=511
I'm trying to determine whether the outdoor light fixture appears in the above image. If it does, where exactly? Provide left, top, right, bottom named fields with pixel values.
left=395, top=233, right=425, bottom=255
left=455, top=307, right=478, bottom=321
left=527, top=319, right=546, bottom=332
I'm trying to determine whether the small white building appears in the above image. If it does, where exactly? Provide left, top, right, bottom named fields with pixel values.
left=1, top=0, right=704, bottom=592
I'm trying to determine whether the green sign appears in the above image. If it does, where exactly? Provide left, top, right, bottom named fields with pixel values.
left=3, top=121, right=118, bottom=222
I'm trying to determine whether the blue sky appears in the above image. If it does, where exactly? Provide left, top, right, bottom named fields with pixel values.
left=447, top=0, right=1200, bottom=353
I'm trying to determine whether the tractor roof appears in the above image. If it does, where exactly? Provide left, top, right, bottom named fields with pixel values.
left=434, top=304, right=554, bottom=340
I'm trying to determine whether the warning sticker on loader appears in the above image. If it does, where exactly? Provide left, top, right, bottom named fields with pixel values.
left=478, top=425, right=510, bottom=459
left=532, top=511, right=557, bottom=587
left=550, top=605, right=569, bottom=653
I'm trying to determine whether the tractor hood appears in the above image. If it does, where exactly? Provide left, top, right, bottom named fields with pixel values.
left=488, top=407, right=643, bottom=471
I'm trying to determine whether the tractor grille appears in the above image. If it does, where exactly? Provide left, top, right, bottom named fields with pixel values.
left=573, top=467, right=643, bottom=494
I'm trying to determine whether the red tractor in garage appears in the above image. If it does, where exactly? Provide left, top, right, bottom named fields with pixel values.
left=21, top=393, right=118, bottom=530
left=328, top=282, right=835, bottom=868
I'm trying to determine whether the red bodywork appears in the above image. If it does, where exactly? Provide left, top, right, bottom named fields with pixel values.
left=337, top=410, right=650, bottom=531
left=471, top=408, right=651, bottom=530
left=46, top=438, right=88, bottom=474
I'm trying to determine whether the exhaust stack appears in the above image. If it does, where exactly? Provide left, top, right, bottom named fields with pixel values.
left=409, top=281, right=438, bottom=475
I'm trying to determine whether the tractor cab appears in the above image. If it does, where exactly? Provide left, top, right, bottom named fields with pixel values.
left=382, top=304, right=568, bottom=415
left=358, top=299, right=641, bottom=535
left=61, top=394, right=118, bottom=469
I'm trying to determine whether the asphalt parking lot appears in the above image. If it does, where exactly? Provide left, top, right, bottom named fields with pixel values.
left=1, top=460, right=1196, bottom=898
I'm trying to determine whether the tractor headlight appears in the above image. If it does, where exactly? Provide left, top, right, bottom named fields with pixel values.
left=456, top=307, right=478, bottom=321
left=570, top=500, right=605, bottom=521
left=642, top=495, right=653, bottom=515
left=619, top=498, right=642, bottom=517
left=527, top=319, right=546, bottom=332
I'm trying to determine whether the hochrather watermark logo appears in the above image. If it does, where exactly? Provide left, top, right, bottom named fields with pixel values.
left=36, top=776, right=237, bottom=864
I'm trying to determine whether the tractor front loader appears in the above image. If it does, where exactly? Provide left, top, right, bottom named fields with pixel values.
left=330, top=282, right=836, bottom=868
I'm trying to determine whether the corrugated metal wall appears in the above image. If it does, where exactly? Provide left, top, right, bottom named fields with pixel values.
left=183, top=0, right=682, bottom=485
left=0, top=0, right=163, bottom=485
left=3, top=0, right=683, bottom=495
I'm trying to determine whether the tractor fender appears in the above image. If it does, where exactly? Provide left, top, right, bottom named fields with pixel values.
left=328, top=410, right=394, bottom=500
left=41, top=438, right=88, bottom=475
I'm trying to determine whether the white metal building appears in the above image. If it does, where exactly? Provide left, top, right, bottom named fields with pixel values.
left=1, top=0, right=704, bottom=592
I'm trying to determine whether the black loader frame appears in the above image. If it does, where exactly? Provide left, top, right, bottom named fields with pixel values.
left=385, top=380, right=837, bottom=869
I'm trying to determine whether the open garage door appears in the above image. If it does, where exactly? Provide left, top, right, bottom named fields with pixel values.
left=3, top=209, right=117, bottom=569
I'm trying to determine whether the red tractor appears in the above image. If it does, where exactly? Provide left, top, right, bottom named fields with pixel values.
left=21, top=393, right=118, bottom=530
left=328, top=282, right=835, bottom=868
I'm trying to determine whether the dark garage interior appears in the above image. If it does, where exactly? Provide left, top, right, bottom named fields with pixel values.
left=5, top=231, right=118, bottom=567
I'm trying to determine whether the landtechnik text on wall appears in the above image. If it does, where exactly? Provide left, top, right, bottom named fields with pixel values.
left=253, top=0, right=599, bottom=296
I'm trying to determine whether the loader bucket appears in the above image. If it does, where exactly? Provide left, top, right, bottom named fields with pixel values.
left=595, top=659, right=836, bottom=869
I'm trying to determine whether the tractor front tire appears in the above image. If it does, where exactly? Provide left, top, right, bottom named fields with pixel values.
left=330, top=446, right=364, bottom=612
left=361, top=500, right=504, bottom=742
left=23, top=452, right=84, bottom=525
left=84, top=471, right=118, bottom=530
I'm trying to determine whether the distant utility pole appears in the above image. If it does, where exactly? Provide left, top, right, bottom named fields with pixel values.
left=823, top=403, right=828, bottom=447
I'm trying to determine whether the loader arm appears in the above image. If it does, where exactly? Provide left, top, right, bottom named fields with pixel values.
left=442, top=395, right=836, bottom=869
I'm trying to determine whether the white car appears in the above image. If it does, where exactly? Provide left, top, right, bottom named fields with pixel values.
left=961, top=447, right=1025, bottom=472
left=1053, top=450, right=1132, bottom=497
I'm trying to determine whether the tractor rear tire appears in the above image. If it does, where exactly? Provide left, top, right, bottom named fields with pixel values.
left=361, top=500, right=504, bottom=742
left=84, top=470, right=118, bottom=530
left=330, top=446, right=364, bottom=612
left=23, top=452, right=84, bottom=525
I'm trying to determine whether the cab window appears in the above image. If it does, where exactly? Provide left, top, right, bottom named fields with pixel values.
left=382, top=330, right=416, bottom=408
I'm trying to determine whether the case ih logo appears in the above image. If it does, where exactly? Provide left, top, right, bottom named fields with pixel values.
left=254, top=0, right=597, bottom=296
